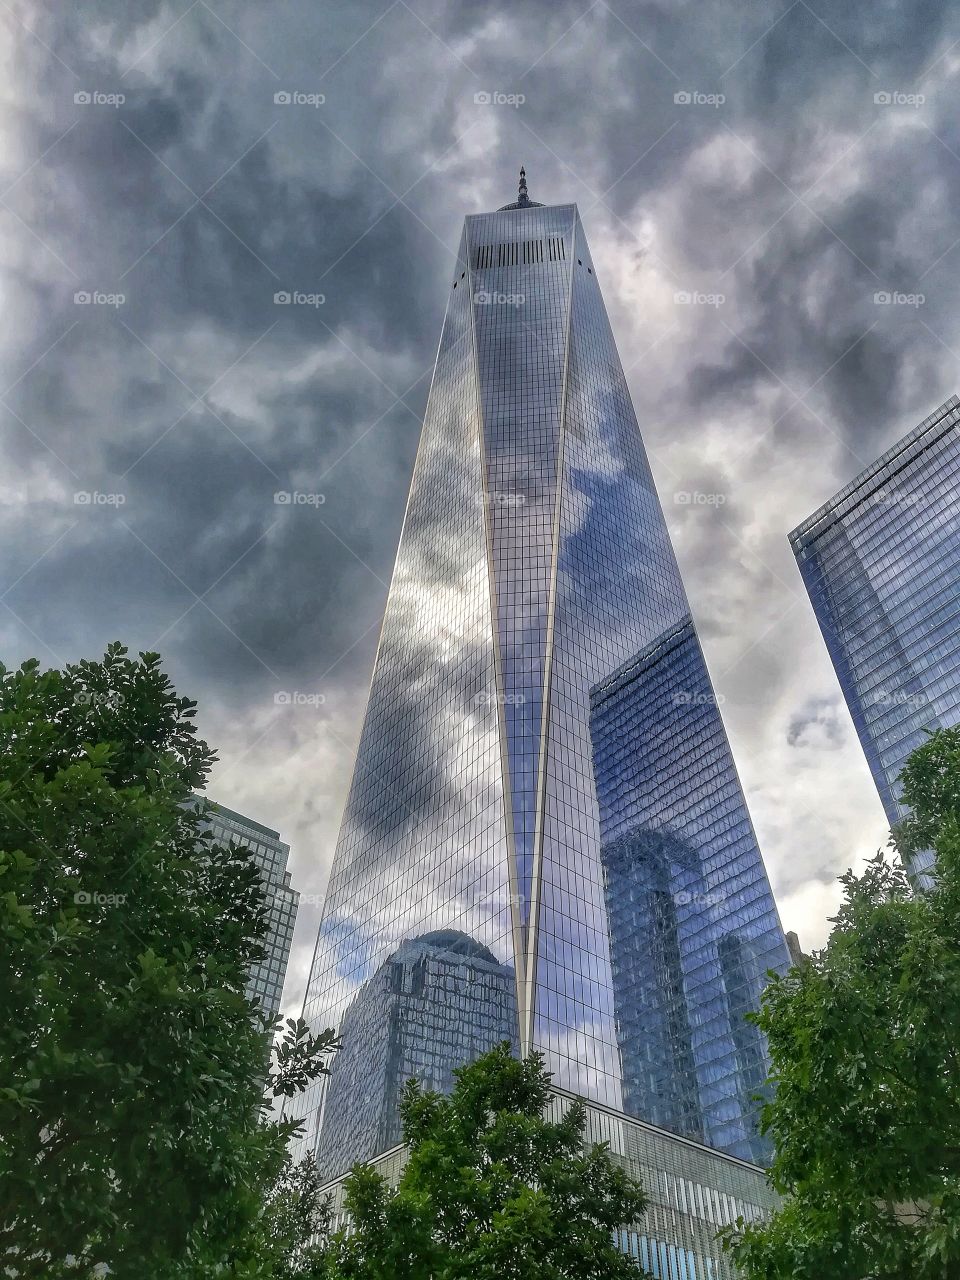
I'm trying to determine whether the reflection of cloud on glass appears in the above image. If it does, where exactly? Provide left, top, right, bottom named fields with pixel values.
left=541, top=1022, right=623, bottom=1101
left=288, top=228, right=518, bottom=1161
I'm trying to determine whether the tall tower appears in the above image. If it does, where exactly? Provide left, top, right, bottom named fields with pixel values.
left=790, top=394, right=960, bottom=885
left=294, top=174, right=789, bottom=1177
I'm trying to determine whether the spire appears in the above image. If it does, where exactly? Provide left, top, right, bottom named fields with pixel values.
left=497, top=165, right=544, bottom=211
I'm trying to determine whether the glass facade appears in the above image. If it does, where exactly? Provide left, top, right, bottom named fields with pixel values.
left=790, top=395, right=960, bottom=885
left=203, top=801, right=299, bottom=1021
left=315, top=930, right=517, bottom=1171
left=590, top=619, right=775, bottom=1163
left=291, top=196, right=788, bottom=1177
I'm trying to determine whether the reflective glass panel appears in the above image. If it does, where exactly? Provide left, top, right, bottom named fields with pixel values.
left=791, top=395, right=960, bottom=885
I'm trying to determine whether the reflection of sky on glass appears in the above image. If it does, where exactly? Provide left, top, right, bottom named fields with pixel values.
left=791, top=397, right=960, bottom=884
left=292, top=205, right=789, bottom=1169
left=589, top=619, right=786, bottom=1162
left=470, top=205, right=576, bottom=926
left=531, top=213, right=786, bottom=1155
left=289, top=227, right=516, bottom=1157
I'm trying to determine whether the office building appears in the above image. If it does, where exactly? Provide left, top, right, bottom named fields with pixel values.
left=205, top=801, right=299, bottom=1021
left=790, top=394, right=960, bottom=884
left=315, top=929, right=517, bottom=1171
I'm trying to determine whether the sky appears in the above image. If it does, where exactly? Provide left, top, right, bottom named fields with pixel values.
left=3, top=0, right=958, bottom=1019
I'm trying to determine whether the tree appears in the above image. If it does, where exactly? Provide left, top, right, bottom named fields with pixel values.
left=243, top=1150, right=333, bottom=1280
left=0, top=645, right=334, bottom=1279
left=322, top=1042, right=650, bottom=1279
left=723, top=727, right=960, bottom=1279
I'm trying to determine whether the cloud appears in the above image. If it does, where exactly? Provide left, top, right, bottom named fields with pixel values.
left=786, top=696, right=848, bottom=749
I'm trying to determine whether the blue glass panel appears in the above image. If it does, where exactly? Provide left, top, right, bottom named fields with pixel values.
left=288, top=227, right=518, bottom=1173
left=790, top=395, right=960, bottom=885
left=532, top=212, right=788, bottom=1160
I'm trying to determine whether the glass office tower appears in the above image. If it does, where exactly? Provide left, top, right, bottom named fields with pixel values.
left=294, top=175, right=789, bottom=1177
left=790, top=394, right=960, bottom=884
left=590, top=618, right=775, bottom=1164
left=315, top=930, right=518, bottom=1173
left=204, top=801, right=299, bottom=1021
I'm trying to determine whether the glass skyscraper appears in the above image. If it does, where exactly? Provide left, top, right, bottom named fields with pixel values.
left=790, top=394, right=960, bottom=884
left=293, top=173, right=789, bottom=1180
left=203, top=800, right=299, bottom=1021
left=315, top=929, right=518, bottom=1172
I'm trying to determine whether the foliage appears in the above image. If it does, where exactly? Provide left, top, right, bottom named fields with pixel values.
left=723, top=727, right=960, bottom=1279
left=247, top=1151, right=333, bottom=1280
left=322, top=1042, right=650, bottom=1279
left=0, top=645, right=334, bottom=1278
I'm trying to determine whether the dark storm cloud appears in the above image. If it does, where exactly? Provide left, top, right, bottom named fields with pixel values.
left=4, top=0, right=960, bottom=999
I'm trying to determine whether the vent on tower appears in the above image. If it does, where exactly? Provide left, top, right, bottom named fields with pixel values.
left=473, top=238, right=566, bottom=270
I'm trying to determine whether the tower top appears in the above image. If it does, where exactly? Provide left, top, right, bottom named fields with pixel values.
left=498, top=165, right=543, bottom=211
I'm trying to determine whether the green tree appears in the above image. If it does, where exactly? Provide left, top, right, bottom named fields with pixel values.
left=723, top=727, right=960, bottom=1279
left=244, top=1150, right=333, bottom=1280
left=0, top=645, right=334, bottom=1279
left=323, top=1042, right=650, bottom=1279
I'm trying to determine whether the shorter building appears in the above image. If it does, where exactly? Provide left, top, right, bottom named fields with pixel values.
left=589, top=617, right=789, bottom=1165
left=785, top=931, right=806, bottom=967
left=790, top=395, right=960, bottom=884
left=315, top=930, right=518, bottom=1180
left=202, top=800, right=299, bottom=1022
left=316, top=1089, right=778, bottom=1280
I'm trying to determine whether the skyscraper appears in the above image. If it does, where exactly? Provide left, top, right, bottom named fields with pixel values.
left=790, top=395, right=960, bottom=885
left=293, top=172, right=789, bottom=1178
left=315, top=930, right=518, bottom=1172
left=589, top=617, right=775, bottom=1164
left=203, top=801, right=299, bottom=1021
